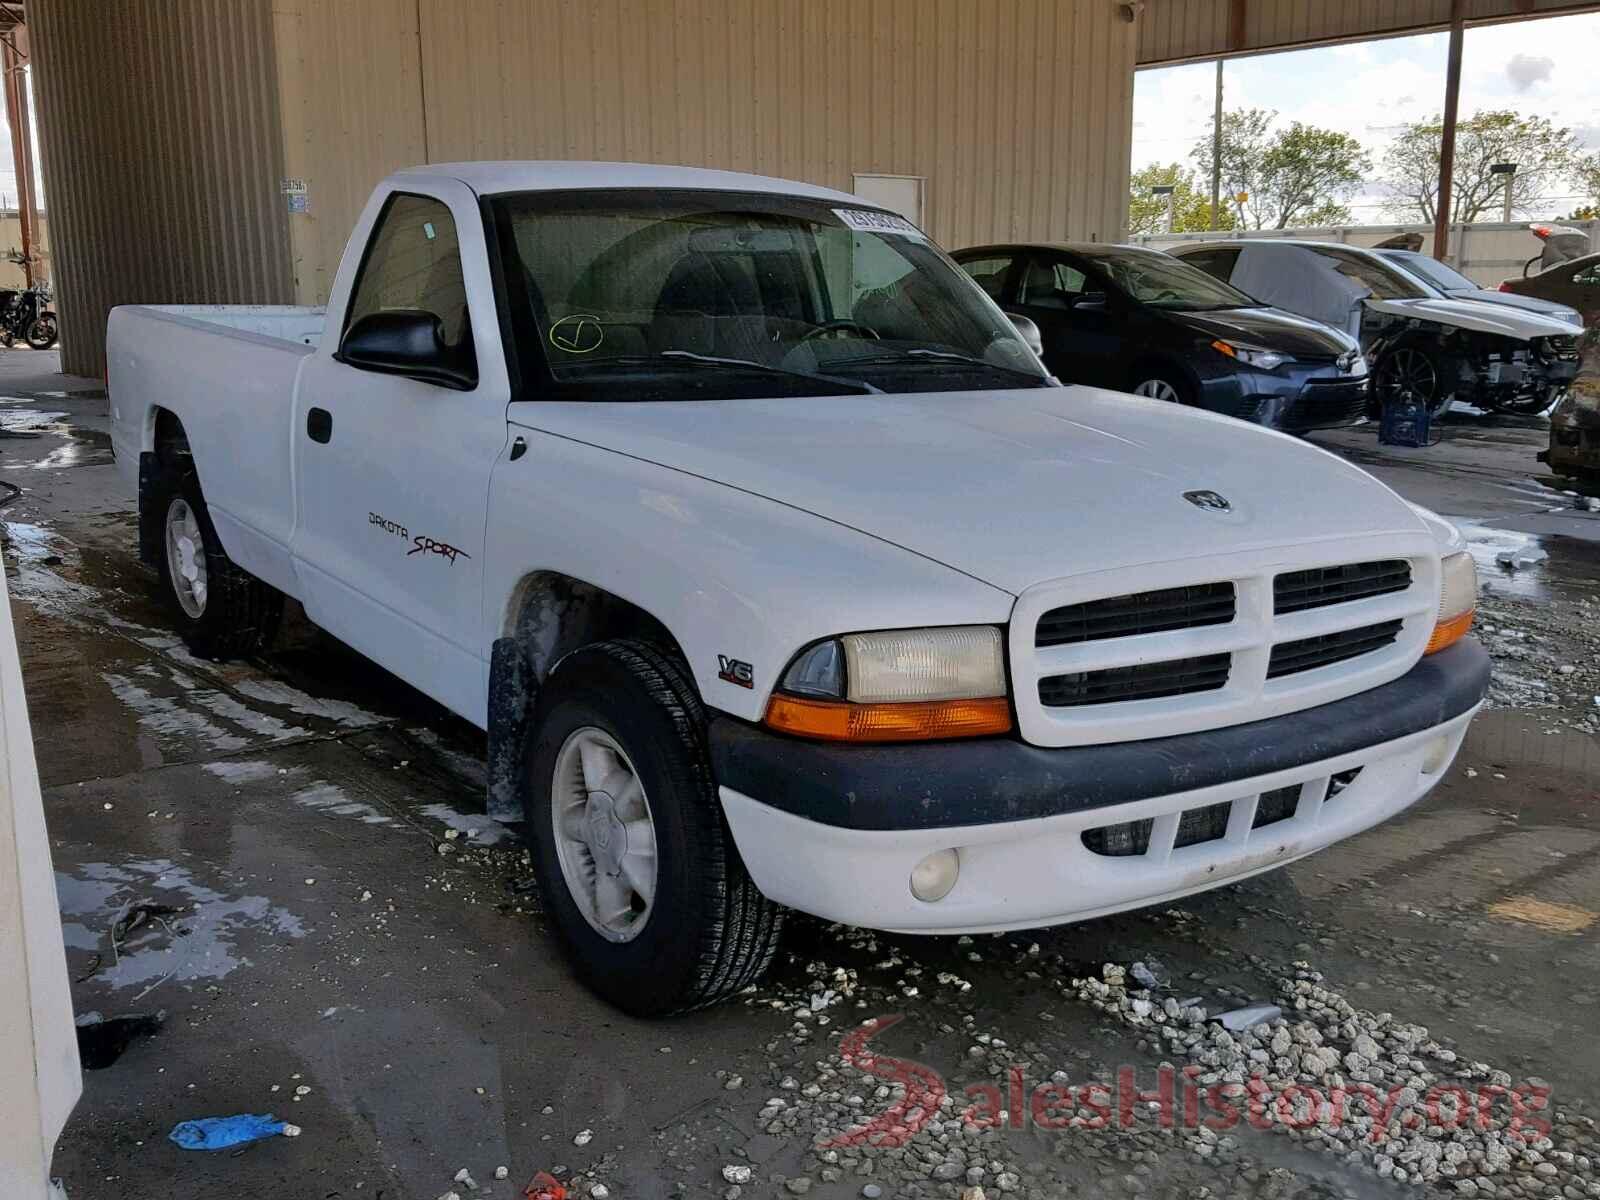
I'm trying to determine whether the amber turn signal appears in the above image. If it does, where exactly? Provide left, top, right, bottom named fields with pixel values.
left=764, top=694, right=1013, bottom=742
left=1424, top=608, right=1473, bottom=655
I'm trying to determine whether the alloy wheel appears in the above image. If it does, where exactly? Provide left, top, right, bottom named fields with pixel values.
left=550, top=726, right=658, bottom=943
left=1132, top=378, right=1181, bottom=403
left=164, top=497, right=208, bottom=618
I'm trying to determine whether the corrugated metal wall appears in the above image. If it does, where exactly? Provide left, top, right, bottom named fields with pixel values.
left=272, top=0, right=1138, bottom=303
left=1139, top=0, right=1600, bottom=65
left=28, top=0, right=293, bottom=377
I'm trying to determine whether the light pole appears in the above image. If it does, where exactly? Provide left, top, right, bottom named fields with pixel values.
left=1151, top=184, right=1177, bottom=234
left=1490, top=162, right=1518, bottom=224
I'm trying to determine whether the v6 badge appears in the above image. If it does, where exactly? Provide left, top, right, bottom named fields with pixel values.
left=717, top=655, right=754, bottom=688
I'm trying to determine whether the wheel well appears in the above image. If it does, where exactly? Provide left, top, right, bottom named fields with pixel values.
left=502, top=571, right=684, bottom=689
left=484, top=572, right=691, bottom=824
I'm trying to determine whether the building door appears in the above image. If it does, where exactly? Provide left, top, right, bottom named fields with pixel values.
left=853, top=174, right=926, bottom=228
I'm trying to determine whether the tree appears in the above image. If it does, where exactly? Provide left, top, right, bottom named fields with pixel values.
left=1380, top=109, right=1585, bottom=224
left=1127, top=163, right=1236, bottom=234
left=1191, top=108, right=1369, bottom=230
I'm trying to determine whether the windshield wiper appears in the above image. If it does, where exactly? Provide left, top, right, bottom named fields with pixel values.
left=832, top=348, right=1044, bottom=380
left=561, top=351, right=880, bottom=395
left=659, top=350, right=882, bottom=394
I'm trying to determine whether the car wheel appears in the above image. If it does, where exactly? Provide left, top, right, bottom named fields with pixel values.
left=1130, top=373, right=1191, bottom=404
left=526, top=639, right=784, bottom=1016
left=150, top=464, right=283, bottom=659
left=1375, top=345, right=1451, bottom=420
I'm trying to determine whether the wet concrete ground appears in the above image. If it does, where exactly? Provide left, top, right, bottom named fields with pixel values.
left=3, top=351, right=1597, bottom=1200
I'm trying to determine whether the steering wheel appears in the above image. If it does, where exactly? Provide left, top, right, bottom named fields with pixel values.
left=801, top=319, right=880, bottom=343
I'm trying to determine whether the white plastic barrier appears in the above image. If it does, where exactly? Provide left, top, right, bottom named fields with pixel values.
left=0, top=564, right=81, bottom=1199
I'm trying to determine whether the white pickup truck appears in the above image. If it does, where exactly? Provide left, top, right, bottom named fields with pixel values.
left=108, top=162, right=1489, bottom=1015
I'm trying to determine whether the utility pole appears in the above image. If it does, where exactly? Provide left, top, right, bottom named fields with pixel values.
left=1491, top=162, right=1517, bottom=224
left=1210, top=59, right=1224, bottom=231
left=1432, top=0, right=1465, bottom=262
left=1152, top=185, right=1177, bottom=233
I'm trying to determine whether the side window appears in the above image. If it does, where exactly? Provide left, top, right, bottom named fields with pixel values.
left=1571, top=264, right=1600, bottom=286
left=1018, top=256, right=1087, bottom=309
left=1181, top=248, right=1240, bottom=283
left=958, top=254, right=1017, bottom=301
left=344, top=193, right=471, bottom=350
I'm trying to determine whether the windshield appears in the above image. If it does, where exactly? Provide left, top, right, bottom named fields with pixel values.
left=1379, top=250, right=1476, bottom=292
left=1090, top=248, right=1257, bottom=310
left=489, top=189, right=1048, bottom=401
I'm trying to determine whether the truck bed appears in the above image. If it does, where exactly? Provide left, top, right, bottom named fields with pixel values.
left=135, top=304, right=327, bottom=347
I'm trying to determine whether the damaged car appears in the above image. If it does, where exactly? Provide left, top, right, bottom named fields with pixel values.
left=1175, top=240, right=1582, bottom=418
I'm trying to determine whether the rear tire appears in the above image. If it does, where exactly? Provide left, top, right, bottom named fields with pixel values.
left=149, top=462, right=282, bottom=659
left=525, top=639, right=784, bottom=1015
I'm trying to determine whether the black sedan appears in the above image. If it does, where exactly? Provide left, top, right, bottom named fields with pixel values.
left=954, top=243, right=1370, bottom=432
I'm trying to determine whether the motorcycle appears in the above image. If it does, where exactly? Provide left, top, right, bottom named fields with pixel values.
left=0, top=287, right=58, bottom=350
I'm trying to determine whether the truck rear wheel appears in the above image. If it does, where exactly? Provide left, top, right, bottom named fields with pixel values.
left=525, top=639, right=784, bottom=1015
left=151, top=467, right=282, bottom=659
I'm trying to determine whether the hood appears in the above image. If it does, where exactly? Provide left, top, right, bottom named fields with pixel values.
left=1366, top=295, right=1578, bottom=340
left=1439, top=287, right=1583, bottom=327
left=1170, top=306, right=1357, bottom=358
left=509, top=388, right=1428, bottom=595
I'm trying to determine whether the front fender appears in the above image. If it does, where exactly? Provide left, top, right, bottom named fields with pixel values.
left=483, top=428, right=1015, bottom=722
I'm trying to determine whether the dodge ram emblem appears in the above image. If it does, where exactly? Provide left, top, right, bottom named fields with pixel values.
left=1183, top=489, right=1232, bottom=512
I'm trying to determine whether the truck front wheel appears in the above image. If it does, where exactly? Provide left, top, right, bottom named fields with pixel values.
left=525, top=639, right=784, bottom=1015
left=150, top=467, right=282, bottom=659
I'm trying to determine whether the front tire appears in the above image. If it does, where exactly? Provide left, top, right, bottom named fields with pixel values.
left=1374, top=344, right=1451, bottom=420
left=150, top=464, right=282, bottom=659
left=1130, top=371, right=1192, bottom=405
left=525, top=639, right=784, bottom=1015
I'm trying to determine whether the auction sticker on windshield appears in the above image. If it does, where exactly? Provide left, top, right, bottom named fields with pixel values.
left=833, top=208, right=925, bottom=238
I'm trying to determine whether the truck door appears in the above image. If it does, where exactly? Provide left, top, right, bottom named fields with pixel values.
left=290, top=181, right=511, bottom=725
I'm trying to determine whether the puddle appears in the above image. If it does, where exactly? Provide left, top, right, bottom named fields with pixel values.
left=232, top=678, right=385, bottom=728
left=0, top=404, right=112, bottom=468
left=293, top=781, right=397, bottom=827
left=57, top=858, right=306, bottom=997
left=1449, top=519, right=1600, bottom=603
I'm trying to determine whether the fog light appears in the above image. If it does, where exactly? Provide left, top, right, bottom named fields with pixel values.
left=1421, top=734, right=1453, bottom=775
left=910, top=848, right=960, bottom=903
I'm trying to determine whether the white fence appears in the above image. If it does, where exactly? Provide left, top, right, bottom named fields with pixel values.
left=1133, top=219, right=1600, bottom=288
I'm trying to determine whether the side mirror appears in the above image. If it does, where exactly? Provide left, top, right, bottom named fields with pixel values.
left=337, top=310, right=477, bottom=391
left=1071, top=292, right=1108, bottom=311
left=1005, top=313, right=1044, bottom=357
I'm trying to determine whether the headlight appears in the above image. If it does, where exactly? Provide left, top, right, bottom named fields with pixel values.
left=1211, top=339, right=1288, bottom=371
left=1426, top=551, right=1476, bottom=655
left=765, top=626, right=1012, bottom=742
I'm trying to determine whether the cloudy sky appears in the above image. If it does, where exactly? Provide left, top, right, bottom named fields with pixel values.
left=1132, top=10, right=1600, bottom=221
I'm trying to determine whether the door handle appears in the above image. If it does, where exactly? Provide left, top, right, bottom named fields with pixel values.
left=307, top=407, right=332, bottom=444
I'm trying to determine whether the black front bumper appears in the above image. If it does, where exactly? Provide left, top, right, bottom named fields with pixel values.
left=709, top=638, right=1489, bottom=832
left=1196, top=362, right=1369, bottom=432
